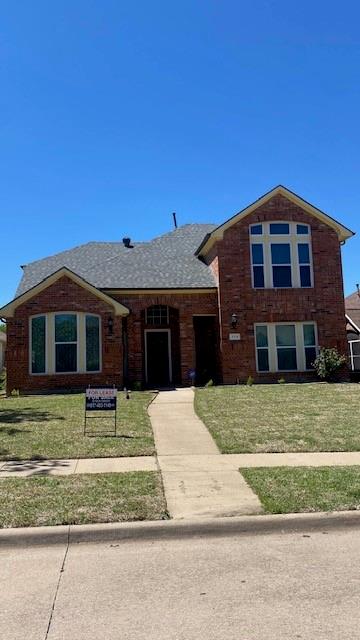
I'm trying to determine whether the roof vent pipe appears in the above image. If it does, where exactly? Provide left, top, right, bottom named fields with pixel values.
left=172, top=212, right=178, bottom=229
left=122, top=237, right=133, bottom=248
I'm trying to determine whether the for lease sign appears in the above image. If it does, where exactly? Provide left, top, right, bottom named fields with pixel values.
left=85, top=388, right=117, bottom=411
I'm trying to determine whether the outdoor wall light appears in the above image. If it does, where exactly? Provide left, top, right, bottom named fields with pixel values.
left=231, top=313, right=238, bottom=329
left=107, top=316, right=114, bottom=335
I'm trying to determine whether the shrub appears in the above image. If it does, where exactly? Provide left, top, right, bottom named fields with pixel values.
left=246, top=375, right=254, bottom=387
left=204, top=379, right=214, bottom=387
left=278, top=377, right=286, bottom=384
left=313, top=347, right=346, bottom=381
left=131, top=381, right=142, bottom=391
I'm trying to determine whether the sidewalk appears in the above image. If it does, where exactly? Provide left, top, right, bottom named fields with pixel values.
left=2, top=450, right=360, bottom=479
left=0, top=456, right=157, bottom=477
left=149, top=388, right=262, bottom=519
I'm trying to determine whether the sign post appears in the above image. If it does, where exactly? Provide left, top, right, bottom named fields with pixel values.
left=84, top=386, right=117, bottom=436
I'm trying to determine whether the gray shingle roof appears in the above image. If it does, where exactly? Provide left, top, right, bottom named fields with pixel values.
left=16, top=224, right=217, bottom=295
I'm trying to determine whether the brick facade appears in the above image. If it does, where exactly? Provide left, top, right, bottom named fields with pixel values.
left=4, top=193, right=350, bottom=393
left=6, top=276, right=124, bottom=393
left=213, top=194, right=348, bottom=383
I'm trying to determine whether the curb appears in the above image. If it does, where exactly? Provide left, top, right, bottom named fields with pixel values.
left=1, top=511, right=360, bottom=548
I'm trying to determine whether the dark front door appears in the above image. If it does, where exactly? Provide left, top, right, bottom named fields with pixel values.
left=194, top=316, right=218, bottom=385
left=146, top=331, right=171, bottom=387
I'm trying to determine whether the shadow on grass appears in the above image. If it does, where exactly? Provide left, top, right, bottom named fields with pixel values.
left=0, top=458, right=73, bottom=477
left=0, top=408, right=65, bottom=424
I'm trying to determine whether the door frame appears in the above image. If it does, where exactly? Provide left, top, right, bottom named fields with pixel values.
left=144, top=329, right=172, bottom=385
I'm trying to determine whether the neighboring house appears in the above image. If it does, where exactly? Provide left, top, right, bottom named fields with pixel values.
left=345, top=289, right=360, bottom=371
left=0, top=185, right=354, bottom=394
left=0, top=331, right=5, bottom=370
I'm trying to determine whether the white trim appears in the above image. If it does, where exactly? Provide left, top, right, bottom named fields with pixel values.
left=349, top=339, right=360, bottom=371
left=54, top=312, right=79, bottom=374
left=144, top=328, right=172, bottom=385
left=254, top=322, right=318, bottom=373
left=29, top=312, right=102, bottom=375
left=250, top=222, right=313, bottom=289
left=346, top=314, right=360, bottom=334
left=0, top=267, right=129, bottom=318
left=196, top=185, right=354, bottom=256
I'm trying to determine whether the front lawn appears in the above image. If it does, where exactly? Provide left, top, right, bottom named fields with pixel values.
left=195, top=383, right=360, bottom=453
left=241, top=466, right=360, bottom=514
left=0, top=471, right=167, bottom=528
left=0, top=392, right=155, bottom=460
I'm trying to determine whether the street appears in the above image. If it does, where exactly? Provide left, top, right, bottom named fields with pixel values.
left=1, top=521, right=360, bottom=639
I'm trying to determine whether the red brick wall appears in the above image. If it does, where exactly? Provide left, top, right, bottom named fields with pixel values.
left=6, top=195, right=350, bottom=392
left=113, top=292, right=219, bottom=386
left=211, top=194, right=348, bottom=383
left=6, top=276, right=123, bottom=394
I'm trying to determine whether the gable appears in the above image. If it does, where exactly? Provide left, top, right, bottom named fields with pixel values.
left=0, top=268, right=130, bottom=318
left=196, top=185, right=354, bottom=257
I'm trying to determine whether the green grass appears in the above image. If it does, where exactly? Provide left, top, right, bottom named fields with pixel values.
left=0, top=471, right=167, bottom=528
left=195, top=383, right=360, bottom=453
left=0, top=392, right=155, bottom=460
left=241, top=466, right=360, bottom=514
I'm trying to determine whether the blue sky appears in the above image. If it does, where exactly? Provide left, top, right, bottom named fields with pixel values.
left=1, top=1, right=359, bottom=307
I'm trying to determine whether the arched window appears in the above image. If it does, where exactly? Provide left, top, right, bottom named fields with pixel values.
left=145, top=305, right=169, bottom=325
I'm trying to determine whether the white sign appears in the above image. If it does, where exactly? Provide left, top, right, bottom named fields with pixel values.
left=85, top=388, right=117, bottom=411
left=86, top=388, right=116, bottom=400
left=229, top=333, right=241, bottom=341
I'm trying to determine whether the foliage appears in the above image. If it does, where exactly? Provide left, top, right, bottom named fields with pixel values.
left=246, top=375, right=254, bottom=386
left=277, top=377, right=286, bottom=384
left=0, top=472, right=167, bottom=528
left=313, top=347, right=346, bottom=380
left=195, top=383, right=360, bottom=453
left=0, top=369, right=5, bottom=392
left=0, top=391, right=155, bottom=460
left=242, top=466, right=360, bottom=514
left=204, top=378, right=214, bottom=387
left=0, top=324, right=5, bottom=333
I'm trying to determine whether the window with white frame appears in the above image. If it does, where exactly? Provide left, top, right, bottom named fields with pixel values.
left=255, top=322, right=318, bottom=372
left=30, top=313, right=101, bottom=374
left=250, top=222, right=313, bottom=289
left=145, top=305, right=169, bottom=325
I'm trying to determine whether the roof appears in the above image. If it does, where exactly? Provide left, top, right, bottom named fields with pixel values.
left=1, top=268, right=130, bottom=319
left=16, top=224, right=217, bottom=296
left=345, top=291, right=360, bottom=333
left=196, top=185, right=355, bottom=256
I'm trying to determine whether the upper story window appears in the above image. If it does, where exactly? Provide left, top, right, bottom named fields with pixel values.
left=250, top=222, right=313, bottom=289
left=30, top=313, right=101, bottom=375
left=145, top=305, right=169, bottom=325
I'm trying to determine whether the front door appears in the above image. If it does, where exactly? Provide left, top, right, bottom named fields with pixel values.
left=145, top=330, right=171, bottom=387
left=193, top=316, right=218, bottom=385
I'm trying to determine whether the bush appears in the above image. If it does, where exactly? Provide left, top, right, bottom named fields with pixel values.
left=278, top=377, right=286, bottom=384
left=131, top=381, right=142, bottom=391
left=313, top=347, right=346, bottom=381
left=246, top=375, right=254, bottom=387
left=204, top=379, right=214, bottom=387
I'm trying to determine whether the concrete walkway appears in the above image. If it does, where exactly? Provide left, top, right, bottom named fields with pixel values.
left=0, top=456, right=157, bottom=478
left=149, top=388, right=262, bottom=519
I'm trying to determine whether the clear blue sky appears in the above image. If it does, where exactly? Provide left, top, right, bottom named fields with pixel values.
left=1, top=0, right=359, bottom=307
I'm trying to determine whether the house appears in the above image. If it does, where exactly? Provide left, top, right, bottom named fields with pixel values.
left=345, top=289, right=360, bottom=372
left=0, top=185, right=354, bottom=394
left=0, top=331, right=5, bottom=371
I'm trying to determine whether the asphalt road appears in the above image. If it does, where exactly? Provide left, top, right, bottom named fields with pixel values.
left=2, top=523, right=360, bottom=639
